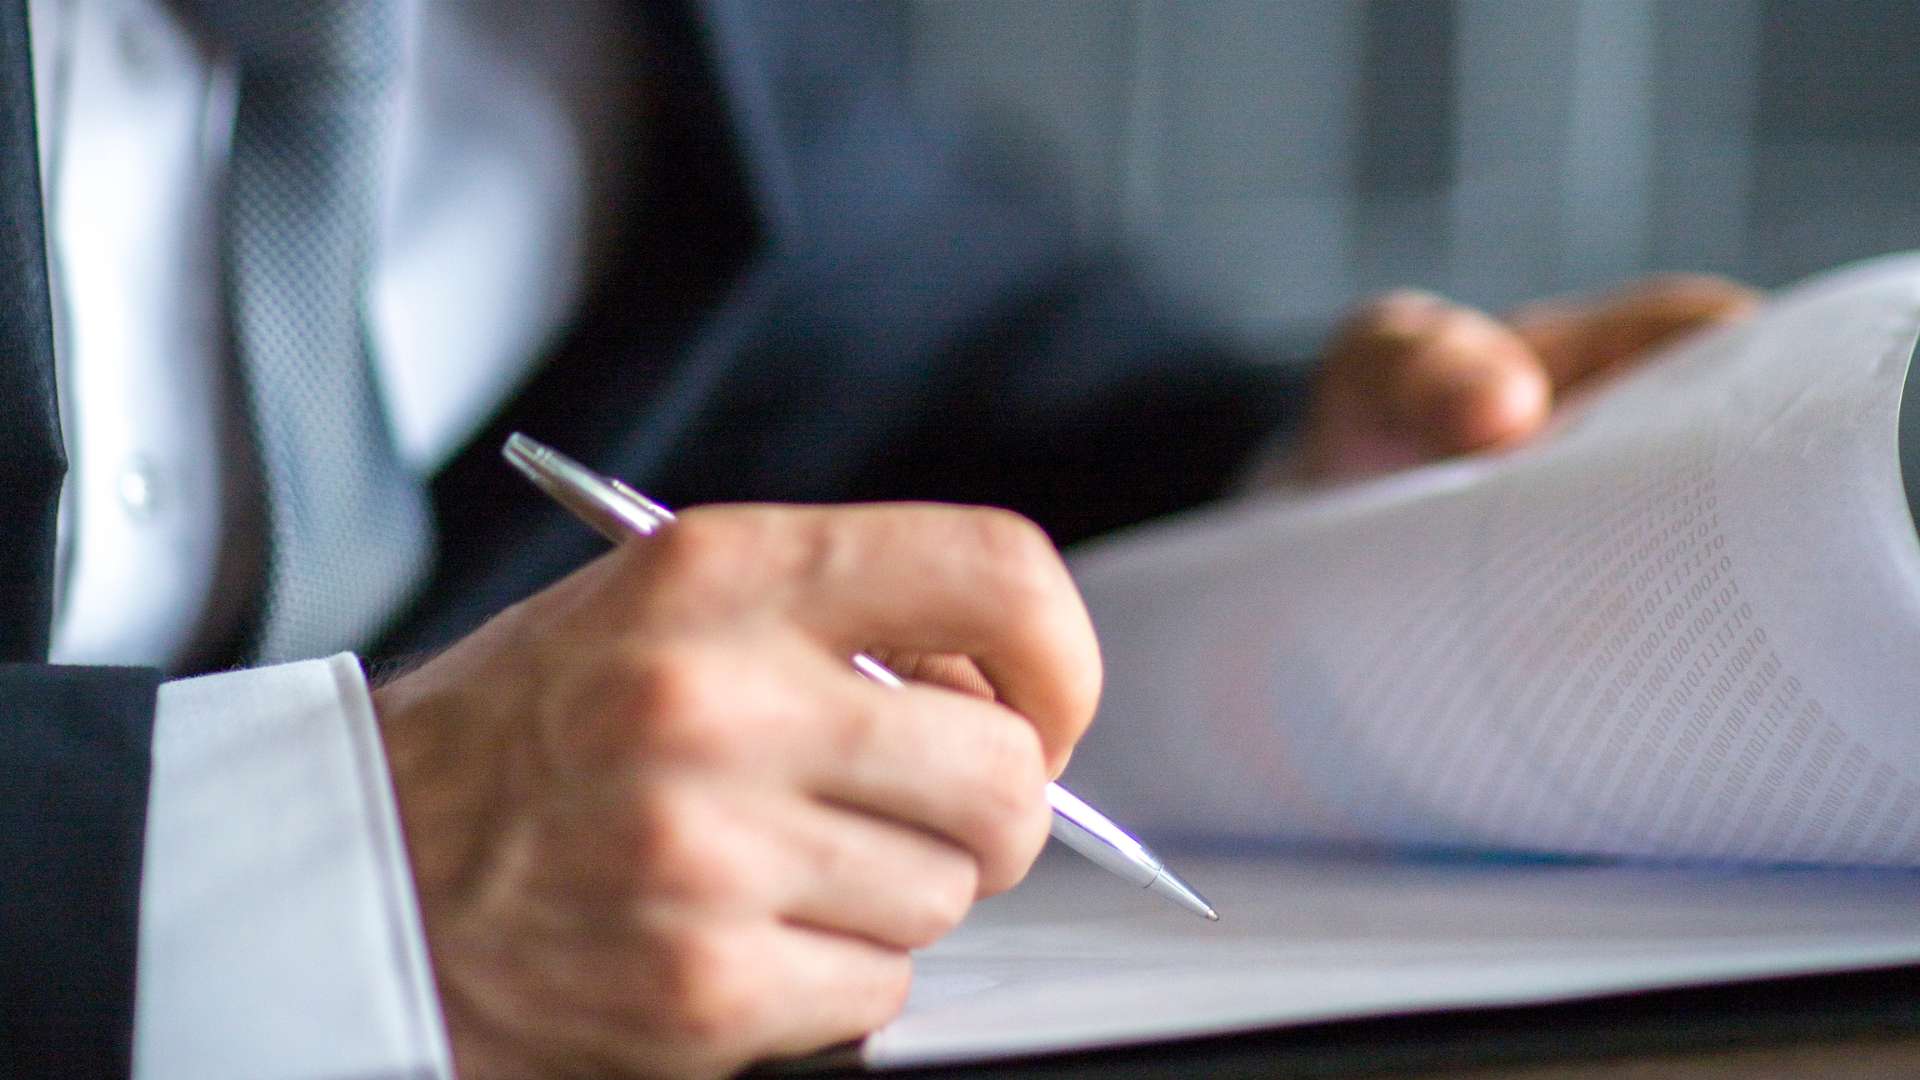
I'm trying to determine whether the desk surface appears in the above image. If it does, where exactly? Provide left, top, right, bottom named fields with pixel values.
left=841, top=963, right=1920, bottom=1079
left=863, top=850, right=1920, bottom=1073
left=1433, top=1034, right=1920, bottom=1079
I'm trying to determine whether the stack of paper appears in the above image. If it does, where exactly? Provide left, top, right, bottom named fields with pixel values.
left=862, top=254, right=1920, bottom=1067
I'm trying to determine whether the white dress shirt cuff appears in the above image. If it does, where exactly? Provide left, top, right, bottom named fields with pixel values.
left=133, top=654, right=452, bottom=1080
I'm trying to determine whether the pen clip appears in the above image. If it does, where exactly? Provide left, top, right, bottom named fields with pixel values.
left=503, top=432, right=665, bottom=542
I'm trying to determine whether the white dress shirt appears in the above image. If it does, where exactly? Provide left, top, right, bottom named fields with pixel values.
left=31, top=1, right=648, bottom=1075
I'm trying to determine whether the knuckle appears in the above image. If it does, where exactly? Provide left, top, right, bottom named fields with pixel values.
left=1390, top=310, right=1523, bottom=379
left=965, top=510, right=1064, bottom=612
left=629, top=784, right=745, bottom=901
left=624, top=648, right=697, bottom=715
left=643, top=513, right=722, bottom=582
left=791, top=509, right=854, bottom=584
left=640, top=511, right=765, bottom=605
left=1354, top=289, right=1442, bottom=336
left=654, top=925, right=764, bottom=1045
left=826, top=697, right=887, bottom=764
left=1639, top=271, right=1706, bottom=295
left=1056, top=652, right=1104, bottom=748
left=965, top=724, right=1051, bottom=894
left=971, top=508, right=1056, bottom=572
left=629, top=782, right=702, bottom=879
left=865, top=954, right=916, bottom=1027
left=906, top=861, right=978, bottom=947
left=816, top=950, right=915, bottom=1042
left=624, top=651, right=740, bottom=762
left=989, top=716, right=1050, bottom=799
left=1642, top=271, right=1732, bottom=296
left=1641, top=272, right=1761, bottom=315
left=1415, top=305, right=1493, bottom=350
left=651, top=506, right=832, bottom=610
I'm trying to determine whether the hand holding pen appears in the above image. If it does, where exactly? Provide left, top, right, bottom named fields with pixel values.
left=369, top=435, right=1180, bottom=1077
left=504, top=433, right=1216, bottom=920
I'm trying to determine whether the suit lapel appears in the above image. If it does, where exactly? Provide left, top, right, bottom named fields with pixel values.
left=0, top=0, right=63, bottom=664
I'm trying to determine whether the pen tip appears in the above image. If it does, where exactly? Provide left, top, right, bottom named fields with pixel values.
left=1148, top=867, right=1220, bottom=922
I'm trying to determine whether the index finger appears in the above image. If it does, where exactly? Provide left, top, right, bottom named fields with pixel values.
left=666, top=503, right=1102, bottom=773
left=1509, top=274, right=1762, bottom=387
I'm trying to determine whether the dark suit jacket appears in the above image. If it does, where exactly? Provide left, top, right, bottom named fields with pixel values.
left=0, top=1, right=1304, bottom=1074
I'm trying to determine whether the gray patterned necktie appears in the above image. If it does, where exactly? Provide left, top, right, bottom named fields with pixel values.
left=190, top=2, right=433, bottom=663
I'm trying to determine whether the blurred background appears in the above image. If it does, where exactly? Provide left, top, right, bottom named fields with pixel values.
left=905, top=0, right=1920, bottom=358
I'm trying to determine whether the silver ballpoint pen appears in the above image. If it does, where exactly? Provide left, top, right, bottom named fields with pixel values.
left=502, top=432, right=1218, bottom=921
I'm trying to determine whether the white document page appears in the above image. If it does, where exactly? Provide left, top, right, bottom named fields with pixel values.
left=861, top=255, right=1920, bottom=1067
left=868, top=850, right=1920, bottom=1068
left=1063, top=254, right=1920, bottom=865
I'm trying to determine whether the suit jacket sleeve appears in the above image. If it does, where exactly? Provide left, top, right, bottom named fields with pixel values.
left=0, top=664, right=158, bottom=1079
left=0, top=1, right=158, bottom=1072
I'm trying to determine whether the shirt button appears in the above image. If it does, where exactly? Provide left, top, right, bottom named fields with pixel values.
left=115, top=15, right=160, bottom=80
left=118, top=458, right=160, bottom=519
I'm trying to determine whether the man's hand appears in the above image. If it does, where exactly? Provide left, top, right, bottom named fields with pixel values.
left=1297, top=274, right=1761, bottom=481
left=372, top=504, right=1101, bottom=1079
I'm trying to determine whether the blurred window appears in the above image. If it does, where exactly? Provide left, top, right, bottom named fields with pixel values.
left=908, top=0, right=1920, bottom=355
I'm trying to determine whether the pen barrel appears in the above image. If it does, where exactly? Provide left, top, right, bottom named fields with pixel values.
left=1046, top=785, right=1161, bottom=887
